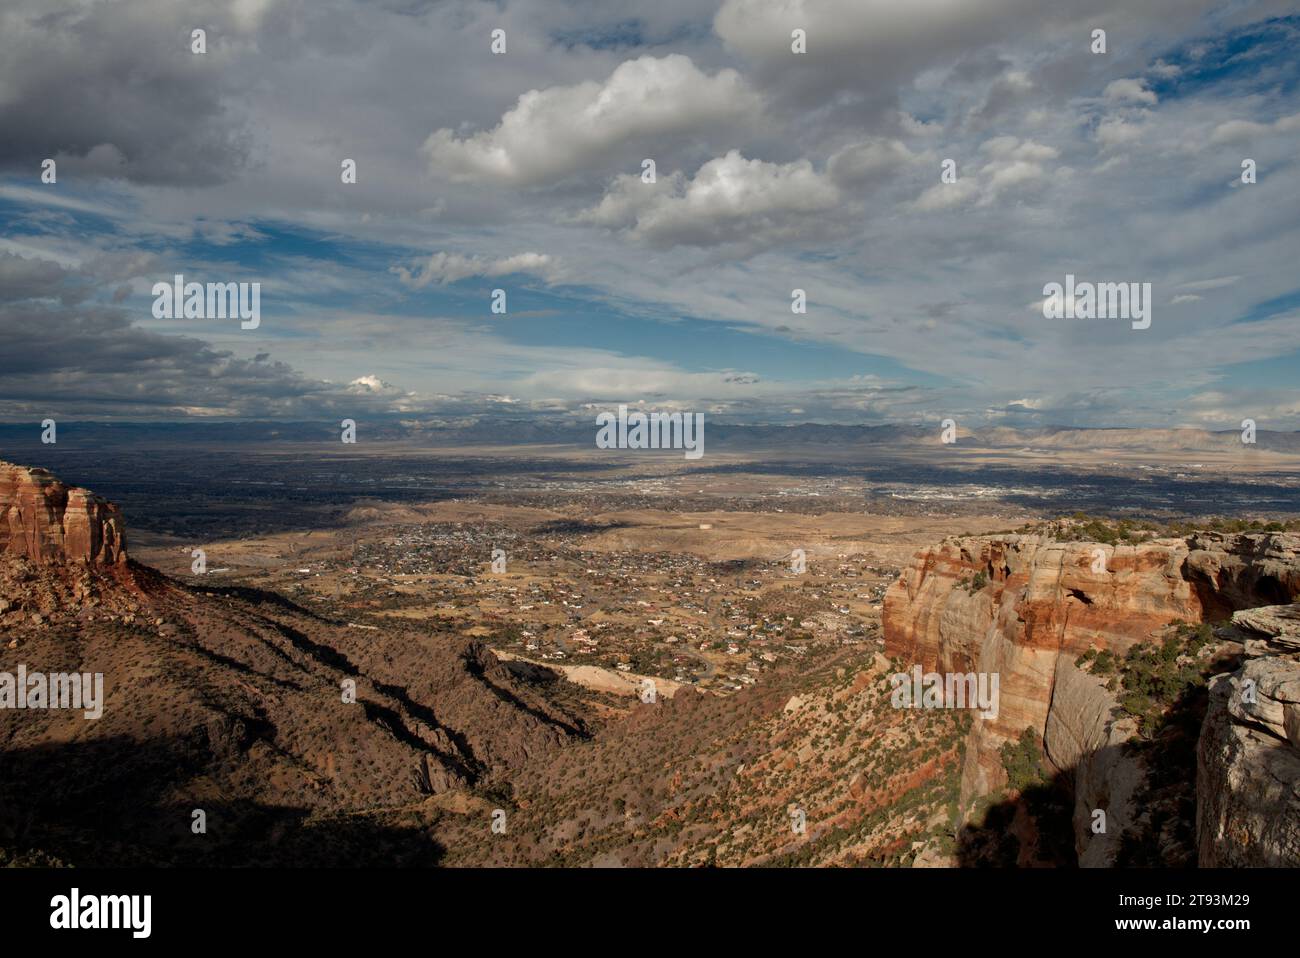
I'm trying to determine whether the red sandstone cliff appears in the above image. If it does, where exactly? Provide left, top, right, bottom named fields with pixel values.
left=0, top=460, right=127, bottom=565
left=882, top=532, right=1300, bottom=817
left=0, top=462, right=587, bottom=867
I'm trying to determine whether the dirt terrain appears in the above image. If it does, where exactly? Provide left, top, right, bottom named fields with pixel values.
left=4, top=439, right=1299, bottom=869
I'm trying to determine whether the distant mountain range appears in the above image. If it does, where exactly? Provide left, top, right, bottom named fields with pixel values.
left=2, top=421, right=1298, bottom=453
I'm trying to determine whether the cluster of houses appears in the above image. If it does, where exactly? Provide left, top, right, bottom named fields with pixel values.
left=296, top=518, right=897, bottom=696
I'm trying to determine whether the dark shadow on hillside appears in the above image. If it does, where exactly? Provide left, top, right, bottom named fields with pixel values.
left=957, top=646, right=1232, bottom=868
left=200, top=583, right=339, bottom=622
left=0, top=736, right=445, bottom=867
left=530, top=519, right=633, bottom=535
left=956, top=766, right=1077, bottom=867
left=1110, top=674, right=1221, bottom=867
left=459, top=647, right=590, bottom=739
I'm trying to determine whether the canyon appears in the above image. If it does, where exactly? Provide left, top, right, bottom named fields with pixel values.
left=3, top=456, right=1298, bottom=867
left=883, top=528, right=1300, bottom=865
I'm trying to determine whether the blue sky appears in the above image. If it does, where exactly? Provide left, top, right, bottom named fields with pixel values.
left=1, top=0, right=1297, bottom=427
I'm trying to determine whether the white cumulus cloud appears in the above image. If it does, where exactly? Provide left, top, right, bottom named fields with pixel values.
left=422, top=54, right=764, bottom=186
left=580, top=150, right=843, bottom=253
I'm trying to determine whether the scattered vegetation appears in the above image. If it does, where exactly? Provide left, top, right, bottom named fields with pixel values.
left=1077, top=622, right=1216, bottom=715
left=957, top=729, right=1074, bottom=867
left=999, top=728, right=1046, bottom=794
left=1014, top=512, right=1300, bottom=544
left=1080, top=622, right=1231, bottom=866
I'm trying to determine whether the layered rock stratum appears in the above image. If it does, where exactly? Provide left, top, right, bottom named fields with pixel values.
left=0, top=460, right=126, bottom=565
left=883, top=530, right=1300, bottom=865
left=7, top=455, right=1299, bottom=867
left=0, top=461, right=585, bottom=866
left=1197, top=604, right=1300, bottom=866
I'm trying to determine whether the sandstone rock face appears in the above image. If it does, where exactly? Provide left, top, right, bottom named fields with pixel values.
left=0, top=460, right=126, bottom=565
left=1045, top=657, right=1144, bottom=866
left=1197, top=604, right=1300, bottom=866
left=1184, top=533, right=1300, bottom=619
left=1232, top=604, right=1300, bottom=657
left=883, top=533, right=1300, bottom=812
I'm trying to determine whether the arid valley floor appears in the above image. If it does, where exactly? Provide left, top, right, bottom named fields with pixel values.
left=3, top=425, right=1300, bottom=867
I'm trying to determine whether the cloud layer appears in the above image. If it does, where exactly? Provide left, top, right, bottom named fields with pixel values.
left=0, top=0, right=1297, bottom=430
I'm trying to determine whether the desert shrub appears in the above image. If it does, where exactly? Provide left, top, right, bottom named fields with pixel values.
left=999, top=728, right=1045, bottom=793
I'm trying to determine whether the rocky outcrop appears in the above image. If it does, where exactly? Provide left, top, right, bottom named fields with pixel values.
left=1043, top=656, right=1143, bottom=866
left=0, top=460, right=126, bottom=564
left=883, top=532, right=1300, bottom=814
left=1184, top=534, right=1300, bottom=620
left=1197, top=604, right=1300, bottom=866
left=0, top=463, right=589, bottom=866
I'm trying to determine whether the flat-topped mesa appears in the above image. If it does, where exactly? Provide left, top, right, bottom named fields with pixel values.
left=0, top=460, right=127, bottom=565
left=882, top=531, right=1300, bottom=810
left=884, top=532, right=1300, bottom=672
